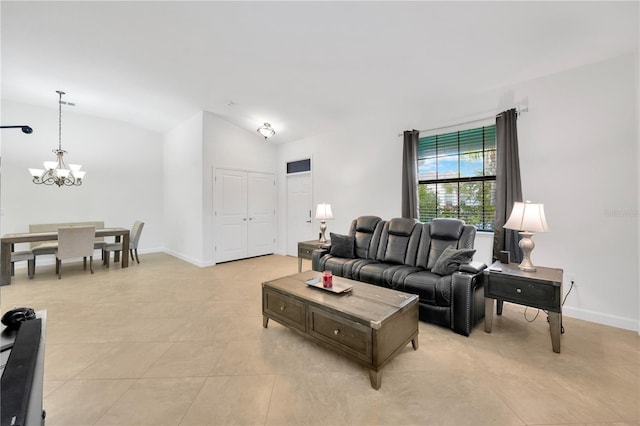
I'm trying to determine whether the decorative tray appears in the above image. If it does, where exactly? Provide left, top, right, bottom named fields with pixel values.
left=305, top=278, right=353, bottom=294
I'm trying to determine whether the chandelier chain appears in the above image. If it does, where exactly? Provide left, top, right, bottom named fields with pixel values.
left=58, top=91, right=62, bottom=151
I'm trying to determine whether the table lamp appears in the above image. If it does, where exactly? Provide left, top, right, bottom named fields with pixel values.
left=315, top=203, right=334, bottom=243
left=503, top=201, right=549, bottom=272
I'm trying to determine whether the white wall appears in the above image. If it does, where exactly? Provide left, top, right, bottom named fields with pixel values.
left=160, top=110, right=278, bottom=266
left=162, top=111, right=204, bottom=265
left=1, top=100, right=164, bottom=257
left=203, top=112, right=278, bottom=264
left=276, top=53, right=639, bottom=332
left=512, top=54, right=638, bottom=331
left=275, top=120, right=403, bottom=255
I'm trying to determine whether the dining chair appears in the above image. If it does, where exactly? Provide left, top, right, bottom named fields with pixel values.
left=102, top=221, right=145, bottom=267
left=11, top=250, right=35, bottom=279
left=55, top=226, right=96, bottom=279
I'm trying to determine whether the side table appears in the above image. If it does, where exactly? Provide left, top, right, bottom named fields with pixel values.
left=297, top=240, right=330, bottom=272
left=484, top=261, right=563, bottom=353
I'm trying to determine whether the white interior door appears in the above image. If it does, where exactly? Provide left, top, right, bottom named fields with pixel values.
left=215, top=169, right=248, bottom=263
left=287, top=173, right=313, bottom=256
left=247, top=172, right=276, bottom=257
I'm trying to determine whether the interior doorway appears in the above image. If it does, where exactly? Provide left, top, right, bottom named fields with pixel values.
left=286, top=172, right=313, bottom=256
left=215, top=168, right=276, bottom=263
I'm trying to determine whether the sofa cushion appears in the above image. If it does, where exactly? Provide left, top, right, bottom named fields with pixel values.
left=432, top=247, right=476, bottom=276
left=380, top=218, right=417, bottom=264
left=426, top=219, right=467, bottom=270
left=356, top=262, right=390, bottom=286
left=329, top=233, right=354, bottom=259
left=352, top=216, right=383, bottom=259
left=430, top=218, right=465, bottom=240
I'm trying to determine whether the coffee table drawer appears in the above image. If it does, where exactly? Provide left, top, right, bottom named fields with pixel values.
left=308, top=306, right=372, bottom=363
left=263, top=289, right=306, bottom=332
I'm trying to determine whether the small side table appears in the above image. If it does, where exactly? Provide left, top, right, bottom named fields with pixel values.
left=297, top=240, right=330, bottom=272
left=484, top=261, right=563, bottom=353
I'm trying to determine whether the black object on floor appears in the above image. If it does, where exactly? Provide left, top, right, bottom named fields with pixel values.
left=1, top=318, right=42, bottom=426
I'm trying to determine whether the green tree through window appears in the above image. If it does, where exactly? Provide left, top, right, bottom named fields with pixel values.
left=418, top=125, right=496, bottom=231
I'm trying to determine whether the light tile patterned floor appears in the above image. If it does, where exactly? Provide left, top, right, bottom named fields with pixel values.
left=1, top=253, right=638, bottom=425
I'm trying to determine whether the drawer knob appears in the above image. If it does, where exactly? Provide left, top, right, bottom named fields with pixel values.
left=516, top=288, right=522, bottom=294
left=280, top=306, right=286, bottom=311
left=333, top=329, right=340, bottom=335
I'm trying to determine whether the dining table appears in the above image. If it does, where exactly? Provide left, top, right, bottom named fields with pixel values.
left=1, top=227, right=130, bottom=286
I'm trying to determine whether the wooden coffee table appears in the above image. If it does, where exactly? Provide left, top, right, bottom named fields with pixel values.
left=262, top=271, right=419, bottom=389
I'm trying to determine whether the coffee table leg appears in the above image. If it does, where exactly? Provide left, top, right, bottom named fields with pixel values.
left=411, top=336, right=419, bottom=350
left=369, top=370, right=382, bottom=390
left=263, top=316, right=269, bottom=328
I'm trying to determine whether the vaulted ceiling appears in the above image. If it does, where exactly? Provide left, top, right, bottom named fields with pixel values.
left=1, top=1, right=638, bottom=143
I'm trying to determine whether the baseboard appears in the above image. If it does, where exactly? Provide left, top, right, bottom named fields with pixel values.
left=160, top=248, right=215, bottom=268
left=562, top=305, right=639, bottom=333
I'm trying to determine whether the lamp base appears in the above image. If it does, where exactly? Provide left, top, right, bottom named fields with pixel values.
left=518, top=231, right=537, bottom=272
left=319, top=221, right=328, bottom=244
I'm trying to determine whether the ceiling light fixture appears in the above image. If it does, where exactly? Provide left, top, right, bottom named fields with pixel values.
left=29, top=91, right=85, bottom=187
left=257, top=122, right=276, bottom=139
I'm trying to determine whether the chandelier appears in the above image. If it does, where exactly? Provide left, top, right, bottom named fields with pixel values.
left=29, top=91, right=85, bottom=186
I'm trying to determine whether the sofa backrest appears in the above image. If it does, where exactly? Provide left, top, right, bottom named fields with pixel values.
left=348, top=216, right=384, bottom=260
left=375, top=218, right=421, bottom=266
left=416, top=218, right=476, bottom=269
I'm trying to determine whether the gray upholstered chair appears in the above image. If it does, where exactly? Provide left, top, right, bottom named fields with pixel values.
left=103, top=221, right=144, bottom=267
left=11, top=250, right=35, bottom=279
left=55, top=226, right=96, bottom=279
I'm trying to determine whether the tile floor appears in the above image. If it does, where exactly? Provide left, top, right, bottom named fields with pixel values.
left=1, top=253, right=638, bottom=425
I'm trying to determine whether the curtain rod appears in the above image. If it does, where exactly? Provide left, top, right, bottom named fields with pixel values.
left=398, top=106, right=528, bottom=137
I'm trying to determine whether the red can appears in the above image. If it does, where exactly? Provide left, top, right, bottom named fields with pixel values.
left=322, top=271, right=333, bottom=288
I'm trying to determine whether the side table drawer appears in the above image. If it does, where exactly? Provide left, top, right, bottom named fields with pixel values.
left=488, top=276, right=559, bottom=311
left=298, top=246, right=315, bottom=259
left=308, top=306, right=372, bottom=363
left=263, top=289, right=306, bottom=332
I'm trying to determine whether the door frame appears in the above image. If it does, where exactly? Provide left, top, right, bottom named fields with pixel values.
left=285, top=157, right=313, bottom=257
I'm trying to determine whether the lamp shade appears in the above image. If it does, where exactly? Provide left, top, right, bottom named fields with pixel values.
left=314, top=203, right=334, bottom=220
left=29, top=168, right=44, bottom=178
left=503, top=201, right=549, bottom=233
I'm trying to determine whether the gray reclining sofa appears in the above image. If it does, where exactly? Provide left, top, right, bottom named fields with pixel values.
left=312, top=216, right=487, bottom=336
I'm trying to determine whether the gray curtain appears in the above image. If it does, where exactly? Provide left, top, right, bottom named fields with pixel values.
left=401, top=130, right=419, bottom=219
left=493, top=109, right=523, bottom=263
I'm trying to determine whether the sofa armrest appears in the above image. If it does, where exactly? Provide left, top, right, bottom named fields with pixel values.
left=459, top=261, right=487, bottom=274
left=311, top=248, right=330, bottom=271
left=451, top=268, right=485, bottom=336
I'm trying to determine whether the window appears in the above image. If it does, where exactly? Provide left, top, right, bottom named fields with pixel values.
left=286, top=158, right=311, bottom=174
left=417, top=125, right=496, bottom=231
